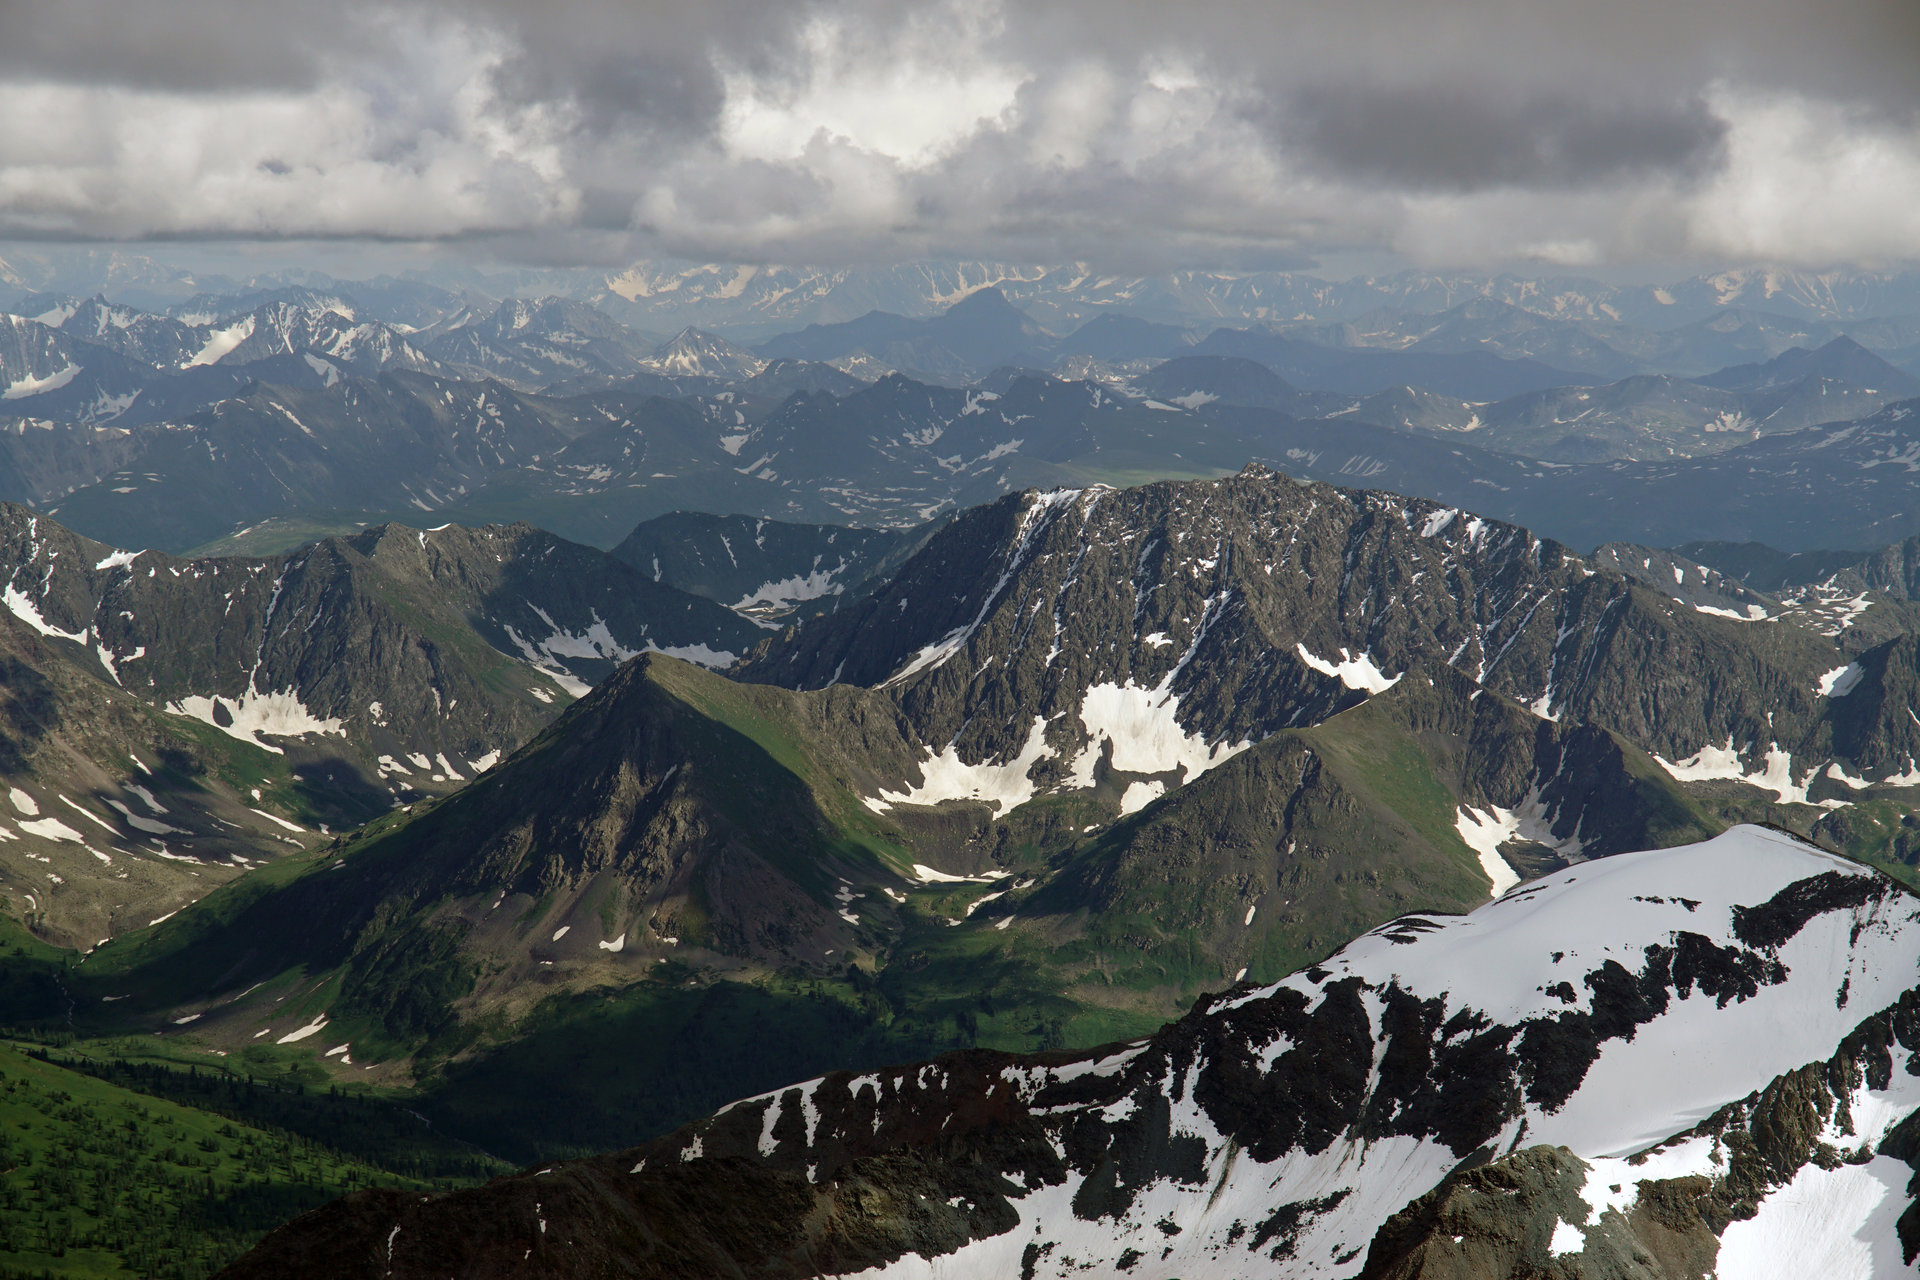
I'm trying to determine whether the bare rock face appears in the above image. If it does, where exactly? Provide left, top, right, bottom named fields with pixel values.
left=1358, top=1145, right=1723, bottom=1280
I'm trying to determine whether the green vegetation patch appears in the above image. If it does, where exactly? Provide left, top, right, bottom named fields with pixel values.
left=0, top=1043, right=450, bottom=1280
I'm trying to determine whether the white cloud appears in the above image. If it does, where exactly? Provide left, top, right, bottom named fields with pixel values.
left=1682, top=86, right=1920, bottom=264
left=716, top=3, right=1023, bottom=169
left=0, top=17, right=578, bottom=240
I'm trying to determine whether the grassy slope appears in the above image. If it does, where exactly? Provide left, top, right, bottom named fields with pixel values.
left=0, top=1042, right=484, bottom=1280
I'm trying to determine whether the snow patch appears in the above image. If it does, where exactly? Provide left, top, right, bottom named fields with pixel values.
left=301, top=352, right=341, bottom=384
left=3, top=585, right=89, bottom=643
left=276, top=1015, right=329, bottom=1044
left=18, top=816, right=84, bottom=842
left=1068, top=680, right=1250, bottom=791
left=1817, top=663, right=1865, bottom=698
left=872, top=717, right=1052, bottom=814
left=1296, top=643, right=1399, bottom=694
left=733, top=567, right=845, bottom=611
left=1716, top=1156, right=1912, bottom=1278
left=184, top=316, right=255, bottom=367
left=646, top=642, right=737, bottom=668
left=1454, top=807, right=1523, bottom=897
left=248, top=807, right=306, bottom=834
left=1654, top=740, right=1822, bottom=805
left=1692, top=603, right=1771, bottom=622
left=1825, top=762, right=1871, bottom=791
left=1117, top=779, right=1164, bottom=815
left=168, top=690, right=345, bottom=754
left=3, top=363, right=81, bottom=399
left=105, top=798, right=181, bottom=835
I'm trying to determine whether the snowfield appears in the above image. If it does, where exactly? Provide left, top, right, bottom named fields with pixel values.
left=675, top=827, right=1920, bottom=1280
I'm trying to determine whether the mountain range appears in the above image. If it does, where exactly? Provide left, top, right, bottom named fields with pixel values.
left=18, top=468, right=1916, bottom=1183
left=19, top=249, right=1920, bottom=331
left=13, top=278, right=1920, bottom=569
left=5, top=250, right=1920, bottom=1272
left=16, top=358, right=1918, bottom=564
left=0, top=452, right=1911, bottom=1277
left=587, top=260, right=1920, bottom=335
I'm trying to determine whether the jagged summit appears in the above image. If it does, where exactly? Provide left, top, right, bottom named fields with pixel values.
left=644, top=327, right=767, bottom=380
left=742, top=468, right=1866, bottom=815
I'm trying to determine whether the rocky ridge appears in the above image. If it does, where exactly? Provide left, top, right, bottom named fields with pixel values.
left=744, top=469, right=1887, bottom=821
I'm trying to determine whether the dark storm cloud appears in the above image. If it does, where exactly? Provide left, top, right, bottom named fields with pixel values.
left=1277, top=88, right=1729, bottom=191
left=0, top=0, right=331, bottom=91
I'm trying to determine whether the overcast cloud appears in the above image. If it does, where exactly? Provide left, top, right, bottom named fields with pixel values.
left=1, top=0, right=1917, bottom=270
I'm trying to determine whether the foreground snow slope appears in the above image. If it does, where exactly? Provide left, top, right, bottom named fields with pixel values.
left=787, top=826, right=1915, bottom=1279
left=220, top=825, right=1920, bottom=1280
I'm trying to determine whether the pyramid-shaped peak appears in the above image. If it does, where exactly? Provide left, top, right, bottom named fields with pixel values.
left=946, top=286, right=1020, bottom=315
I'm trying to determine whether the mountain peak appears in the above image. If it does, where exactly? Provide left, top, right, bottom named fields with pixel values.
left=946, top=285, right=1015, bottom=313
left=1697, top=333, right=1920, bottom=395
left=645, top=327, right=765, bottom=378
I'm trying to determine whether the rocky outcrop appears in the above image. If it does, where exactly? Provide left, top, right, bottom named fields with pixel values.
left=1358, top=1145, right=1723, bottom=1279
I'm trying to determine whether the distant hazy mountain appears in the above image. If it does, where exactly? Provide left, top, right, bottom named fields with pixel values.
left=21, top=249, right=1920, bottom=341
left=582, top=259, right=1920, bottom=338
left=418, top=296, right=656, bottom=390
left=1697, top=334, right=1920, bottom=394
left=0, top=294, right=451, bottom=429
left=641, top=327, right=766, bottom=381
left=1055, top=311, right=1196, bottom=362
left=1304, top=296, right=1645, bottom=379
left=1188, top=325, right=1591, bottom=400
left=1141, top=338, right=1919, bottom=463
left=755, top=286, right=1057, bottom=383
left=1132, top=354, right=1341, bottom=414
left=24, top=348, right=1919, bottom=559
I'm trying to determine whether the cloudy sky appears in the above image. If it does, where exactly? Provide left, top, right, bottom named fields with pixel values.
left=3, top=0, right=1918, bottom=273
